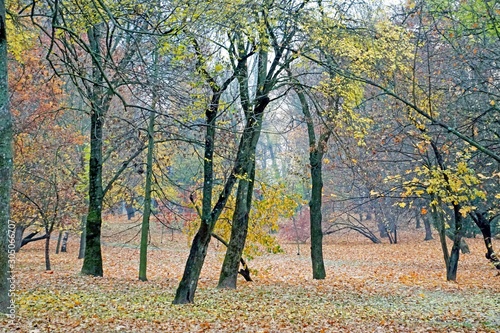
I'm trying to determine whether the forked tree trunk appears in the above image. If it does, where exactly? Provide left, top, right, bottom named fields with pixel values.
left=218, top=99, right=267, bottom=289
left=217, top=45, right=269, bottom=289
left=173, top=69, right=238, bottom=303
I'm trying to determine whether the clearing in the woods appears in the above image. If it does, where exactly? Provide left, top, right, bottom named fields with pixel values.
left=2, top=217, right=499, bottom=333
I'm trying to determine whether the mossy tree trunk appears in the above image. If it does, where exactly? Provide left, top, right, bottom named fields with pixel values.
left=0, top=0, right=13, bottom=312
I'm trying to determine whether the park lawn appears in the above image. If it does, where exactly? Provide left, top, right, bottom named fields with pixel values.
left=2, top=220, right=499, bottom=332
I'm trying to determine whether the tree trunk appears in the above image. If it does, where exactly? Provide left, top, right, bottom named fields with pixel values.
left=415, top=213, right=421, bottom=229
left=45, top=235, right=51, bottom=271
left=432, top=198, right=450, bottom=275
left=218, top=163, right=255, bottom=289
left=217, top=44, right=269, bottom=289
left=218, top=97, right=267, bottom=288
left=294, top=84, right=329, bottom=280
left=139, top=89, right=156, bottom=282
left=471, top=211, right=500, bottom=270
left=309, top=150, right=326, bottom=279
left=0, top=0, right=13, bottom=312
left=423, top=216, right=433, bottom=241
left=55, top=230, right=63, bottom=254
left=81, top=25, right=106, bottom=277
left=446, top=205, right=463, bottom=281
left=78, top=215, right=86, bottom=259
left=173, top=221, right=213, bottom=304
left=61, top=232, right=69, bottom=253
left=173, top=72, right=238, bottom=303
left=14, top=224, right=26, bottom=252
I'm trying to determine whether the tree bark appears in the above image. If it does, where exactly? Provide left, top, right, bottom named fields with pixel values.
left=78, top=215, right=86, bottom=259
left=56, top=230, right=63, bottom=254
left=44, top=235, right=51, bottom=271
left=423, top=216, right=433, bottom=241
left=81, top=25, right=106, bottom=277
left=446, top=204, right=463, bottom=281
left=295, top=85, right=329, bottom=280
left=139, top=85, right=157, bottom=282
left=0, top=0, right=13, bottom=312
left=471, top=211, right=500, bottom=270
left=173, top=63, right=238, bottom=303
left=14, top=224, right=26, bottom=252
left=309, top=150, right=326, bottom=279
left=61, top=232, right=69, bottom=253
left=218, top=97, right=267, bottom=289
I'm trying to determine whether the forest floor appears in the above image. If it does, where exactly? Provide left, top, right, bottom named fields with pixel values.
left=2, top=216, right=500, bottom=332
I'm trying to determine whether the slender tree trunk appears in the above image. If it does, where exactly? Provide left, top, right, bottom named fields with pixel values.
left=309, top=150, right=326, bottom=279
left=0, top=0, right=13, bottom=312
left=61, top=232, right=69, bottom=253
left=423, top=216, right=433, bottom=240
left=56, top=230, right=63, bottom=254
left=446, top=204, right=463, bottom=281
left=295, top=85, right=329, bottom=280
left=431, top=197, right=450, bottom=275
left=14, top=224, right=26, bottom=252
left=139, top=93, right=156, bottom=282
left=415, top=213, right=421, bottom=229
left=471, top=211, right=500, bottom=270
left=218, top=94, right=267, bottom=288
left=218, top=162, right=256, bottom=289
left=45, top=235, right=51, bottom=271
left=81, top=25, right=105, bottom=276
left=173, top=82, right=237, bottom=303
left=78, top=215, right=86, bottom=259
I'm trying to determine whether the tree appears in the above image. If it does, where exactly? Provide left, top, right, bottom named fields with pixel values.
left=0, top=0, right=13, bottom=314
left=32, top=0, right=183, bottom=276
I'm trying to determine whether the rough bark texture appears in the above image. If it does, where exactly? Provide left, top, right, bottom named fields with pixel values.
left=218, top=98, right=267, bottom=289
left=173, top=78, right=237, bottom=303
left=0, top=0, right=13, bottom=313
left=297, top=86, right=328, bottom=280
left=81, top=105, right=104, bottom=276
left=218, top=178, right=251, bottom=289
left=309, top=150, right=326, bottom=279
left=81, top=25, right=106, bottom=277
left=471, top=211, right=500, bottom=270
left=446, top=205, right=463, bottom=281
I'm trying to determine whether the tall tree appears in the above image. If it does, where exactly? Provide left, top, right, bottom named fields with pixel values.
left=0, top=0, right=13, bottom=313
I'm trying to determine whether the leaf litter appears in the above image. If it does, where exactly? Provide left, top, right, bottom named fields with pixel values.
left=2, top=220, right=499, bottom=333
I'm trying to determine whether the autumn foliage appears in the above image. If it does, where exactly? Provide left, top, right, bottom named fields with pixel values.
left=2, top=221, right=499, bottom=332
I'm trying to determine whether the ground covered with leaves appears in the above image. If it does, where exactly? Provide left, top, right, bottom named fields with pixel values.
left=2, top=220, right=500, bottom=332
